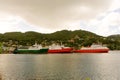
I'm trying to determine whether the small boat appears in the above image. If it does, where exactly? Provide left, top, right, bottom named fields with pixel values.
left=73, top=44, right=109, bottom=53
left=48, top=44, right=73, bottom=53
left=13, top=44, right=49, bottom=54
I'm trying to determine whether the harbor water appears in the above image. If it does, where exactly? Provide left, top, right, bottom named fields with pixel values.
left=0, top=51, right=120, bottom=80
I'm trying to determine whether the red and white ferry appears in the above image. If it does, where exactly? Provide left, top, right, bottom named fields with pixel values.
left=74, top=44, right=109, bottom=53
left=48, top=44, right=73, bottom=53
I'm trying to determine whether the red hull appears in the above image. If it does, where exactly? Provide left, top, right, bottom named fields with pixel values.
left=48, top=48, right=73, bottom=53
left=74, top=49, right=109, bottom=53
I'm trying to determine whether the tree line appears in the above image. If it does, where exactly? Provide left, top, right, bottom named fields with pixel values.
left=0, top=30, right=119, bottom=50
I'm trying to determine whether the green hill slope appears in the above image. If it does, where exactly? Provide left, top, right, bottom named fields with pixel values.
left=0, top=30, right=119, bottom=50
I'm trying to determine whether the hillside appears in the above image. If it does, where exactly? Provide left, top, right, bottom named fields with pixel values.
left=107, top=34, right=120, bottom=41
left=106, top=34, right=120, bottom=50
left=0, top=30, right=119, bottom=50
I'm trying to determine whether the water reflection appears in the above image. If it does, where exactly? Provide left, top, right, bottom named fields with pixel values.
left=0, top=51, right=119, bottom=80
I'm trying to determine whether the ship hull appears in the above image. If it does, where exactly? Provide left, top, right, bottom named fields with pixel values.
left=74, top=49, right=109, bottom=53
left=48, top=48, right=73, bottom=53
left=13, top=48, right=49, bottom=54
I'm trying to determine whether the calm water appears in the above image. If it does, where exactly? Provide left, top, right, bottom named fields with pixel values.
left=0, top=51, right=120, bottom=80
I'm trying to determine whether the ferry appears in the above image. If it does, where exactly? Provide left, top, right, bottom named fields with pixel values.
left=48, top=44, right=73, bottom=53
left=73, top=44, right=109, bottom=53
left=13, top=43, right=48, bottom=54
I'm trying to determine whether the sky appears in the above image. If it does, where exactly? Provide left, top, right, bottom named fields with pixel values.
left=0, top=0, right=120, bottom=36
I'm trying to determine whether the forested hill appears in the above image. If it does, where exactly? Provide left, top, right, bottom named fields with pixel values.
left=0, top=30, right=100, bottom=43
left=105, top=34, right=120, bottom=50
left=0, top=30, right=119, bottom=50
left=107, top=34, right=120, bottom=41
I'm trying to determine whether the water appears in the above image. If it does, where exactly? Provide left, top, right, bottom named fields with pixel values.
left=0, top=51, right=120, bottom=80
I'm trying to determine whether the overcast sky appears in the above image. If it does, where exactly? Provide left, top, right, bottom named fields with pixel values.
left=0, top=0, right=120, bottom=36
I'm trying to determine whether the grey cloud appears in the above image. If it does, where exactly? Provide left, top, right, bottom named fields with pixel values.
left=0, top=0, right=112, bottom=29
